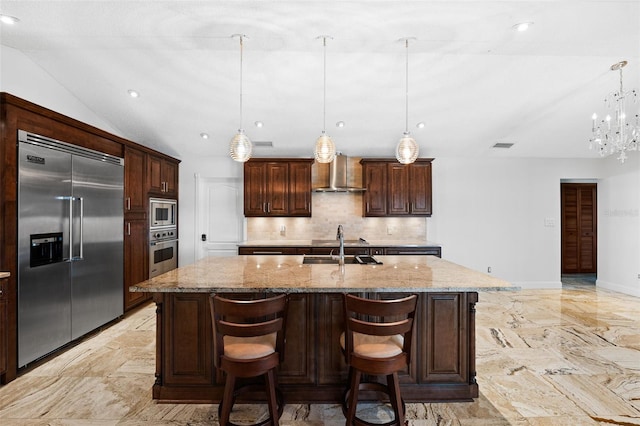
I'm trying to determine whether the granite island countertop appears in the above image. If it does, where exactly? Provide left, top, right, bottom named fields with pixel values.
left=0, top=272, right=9, bottom=279
left=131, top=255, right=517, bottom=293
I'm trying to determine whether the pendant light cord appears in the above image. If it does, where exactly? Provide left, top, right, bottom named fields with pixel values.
left=405, top=38, right=409, bottom=134
left=239, top=35, right=244, bottom=131
left=323, top=36, right=327, bottom=133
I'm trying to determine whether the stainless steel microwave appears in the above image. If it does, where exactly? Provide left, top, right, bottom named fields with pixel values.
left=150, top=198, right=177, bottom=229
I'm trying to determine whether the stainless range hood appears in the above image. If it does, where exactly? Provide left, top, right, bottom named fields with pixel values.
left=314, top=153, right=366, bottom=192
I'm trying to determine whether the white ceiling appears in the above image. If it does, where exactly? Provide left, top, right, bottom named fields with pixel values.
left=1, top=1, right=639, bottom=161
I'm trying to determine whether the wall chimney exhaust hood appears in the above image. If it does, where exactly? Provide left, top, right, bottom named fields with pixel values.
left=314, top=153, right=366, bottom=192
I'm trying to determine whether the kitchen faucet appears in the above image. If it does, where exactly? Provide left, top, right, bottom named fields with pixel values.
left=336, top=224, right=345, bottom=265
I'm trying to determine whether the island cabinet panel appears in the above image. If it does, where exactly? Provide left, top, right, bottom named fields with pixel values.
left=0, top=278, right=7, bottom=376
left=279, top=293, right=316, bottom=385
left=420, top=293, right=477, bottom=387
left=316, top=293, right=349, bottom=385
left=160, top=293, right=213, bottom=387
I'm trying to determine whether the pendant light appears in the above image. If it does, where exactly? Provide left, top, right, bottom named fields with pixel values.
left=396, top=37, right=419, bottom=164
left=314, top=35, right=336, bottom=163
left=229, top=34, right=253, bottom=162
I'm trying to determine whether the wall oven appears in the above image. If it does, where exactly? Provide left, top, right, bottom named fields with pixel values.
left=149, top=227, right=178, bottom=278
left=150, top=198, right=177, bottom=229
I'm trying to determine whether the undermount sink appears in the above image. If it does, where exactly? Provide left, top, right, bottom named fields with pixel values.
left=302, top=256, right=356, bottom=264
left=311, top=239, right=367, bottom=246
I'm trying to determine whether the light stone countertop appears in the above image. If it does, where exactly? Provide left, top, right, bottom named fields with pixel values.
left=130, top=255, right=517, bottom=293
left=0, top=272, right=10, bottom=279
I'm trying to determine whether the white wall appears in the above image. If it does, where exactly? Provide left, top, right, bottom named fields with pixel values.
left=0, top=46, right=121, bottom=135
left=428, top=157, right=607, bottom=288
left=597, top=155, right=640, bottom=296
left=3, top=44, right=639, bottom=296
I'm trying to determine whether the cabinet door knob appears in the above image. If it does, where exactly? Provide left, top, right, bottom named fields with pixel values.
left=126, top=197, right=131, bottom=210
left=127, top=222, right=131, bottom=236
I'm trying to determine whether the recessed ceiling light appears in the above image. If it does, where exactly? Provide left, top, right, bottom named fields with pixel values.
left=513, top=22, right=533, bottom=32
left=0, top=14, right=20, bottom=25
left=416, top=122, right=425, bottom=129
left=254, top=121, right=263, bottom=128
left=200, top=133, right=209, bottom=139
left=127, top=89, right=140, bottom=98
left=336, top=121, right=345, bottom=128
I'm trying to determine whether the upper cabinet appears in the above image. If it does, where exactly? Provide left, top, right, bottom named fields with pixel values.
left=360, top=158, right=433, bottom=217
left=148, top=154, right=179, bottom=198
left=124, top=147, right=147, bottom=215
left=244, top=158, right=313, bottom=217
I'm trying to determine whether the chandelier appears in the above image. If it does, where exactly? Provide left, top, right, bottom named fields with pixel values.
left=589, top=60, right=639, bottom=163
left=229, top=34, right=253, bottom=162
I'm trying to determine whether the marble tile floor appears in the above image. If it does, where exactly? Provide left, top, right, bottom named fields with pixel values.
left=1, top=278, right=639, bottom=425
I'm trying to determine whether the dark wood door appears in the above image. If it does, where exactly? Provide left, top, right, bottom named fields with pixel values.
left=388, top=163, right=410, bottom=215
left=0, top=279, right=7, bottom=375
left=288, top=161, right=312, bottom=216
left=409, top=161, right=432, bottom=215
left=124, top=219, right=149, bottom=311
left=244, top=162, right=267, bottom=216
left=362, top=162, right=387, bottom=216
left=124, top=147, right=147, bottom=214
left=561, top=183, right=597, bottom=274
left=265, top=162, right=289, bottom=215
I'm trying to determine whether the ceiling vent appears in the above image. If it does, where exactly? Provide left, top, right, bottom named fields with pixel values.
left=492, top=142, right=515, bottom=149
left=253, top=141, right=273, bottom=148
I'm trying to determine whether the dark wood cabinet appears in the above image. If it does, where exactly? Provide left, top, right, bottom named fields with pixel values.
left=124, top=220, right=149, bottom=311
left=361, top=158, right=433, bottom=217
left=0, top=278, right=7, bottom=376
left=151, top=291, right=477, bottom=403
left=361, top=162, right=388, bottom=216
left=244, top=158, right=313, bottom=217
left=124, top=147, right=147, bottom=214
left=148, top=154, right=179, bottom=198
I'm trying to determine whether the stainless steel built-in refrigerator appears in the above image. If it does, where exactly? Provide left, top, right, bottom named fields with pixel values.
left=17, top=130, right=124, bottom=367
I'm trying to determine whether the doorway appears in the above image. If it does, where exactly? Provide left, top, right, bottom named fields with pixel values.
left=561, top=183, right=597, bottom=274
left=194, top=176, right=244, bottom=259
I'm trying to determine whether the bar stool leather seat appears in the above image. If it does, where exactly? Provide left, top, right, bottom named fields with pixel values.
left=210, top=293, right=289, bottom=426
left=341, top=293, right=418, bottom=426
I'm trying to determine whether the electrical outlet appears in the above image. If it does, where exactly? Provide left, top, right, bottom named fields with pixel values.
left=487, top=266, right=492, bottom=273
left=387, top=226, right=393, bottom=235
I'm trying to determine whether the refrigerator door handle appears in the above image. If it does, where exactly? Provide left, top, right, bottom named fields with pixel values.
left=68, top=196, right=74, bottom=261
left=78, top=197, right=84, bottom=260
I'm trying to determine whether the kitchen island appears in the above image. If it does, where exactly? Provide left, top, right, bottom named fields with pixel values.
left=131, top=255, right=515, bottom=403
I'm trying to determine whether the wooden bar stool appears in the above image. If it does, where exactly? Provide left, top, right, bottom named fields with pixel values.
left=209, top=293, right=289, bottom=426
left=341, top=293, right=418, bottom=426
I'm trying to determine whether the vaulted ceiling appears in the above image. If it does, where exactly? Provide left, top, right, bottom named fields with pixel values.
left=1, top=1, right=639, bottom=161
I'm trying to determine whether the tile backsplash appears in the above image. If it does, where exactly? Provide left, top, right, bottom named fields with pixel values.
left=246, top=192, right=427, bottom=241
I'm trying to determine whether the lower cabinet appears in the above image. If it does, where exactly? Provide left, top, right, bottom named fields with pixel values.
left=0, top=278, right=7, bottom=376
left=124, top=219, right=150, bottom=311
left=152, top=291, right=478, bottom=403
